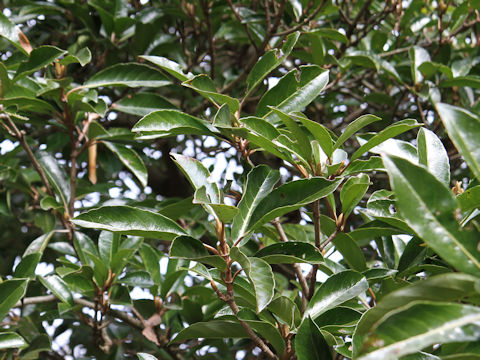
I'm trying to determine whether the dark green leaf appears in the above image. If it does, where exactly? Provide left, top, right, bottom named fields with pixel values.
left=333, top=115, right=381, bottom=152
left=417, top=128, right=450, bottom=186
left=331, top=233, right=367, bottom=271
left=171, top=320, right=248, bottom=343
left=230, top=247, right=275, bottom=313
left=72, top=206, right=186, bottom=240
left=15, top=46, right=66, bottom=79
left=0, top=280, right=28, bottom=320
left=0, top=12, right=27, bottom=54
left=113, top=93, right=176, bottom=116
left=295, top=317, right=332, bottom=360
left=0, top=332, right=28, bottom=350
left=435, top=103, right=480, bottom=180
left=104, top=141, right=148, bottom=187
left=340, top=173, right=370, bottom=218
left=457, top=186, right=480, bottom=212
left=140, top=55, right=193, bottom=82
left=383, top=155, right=480, bottom=275
left=14, top=253, right=41, bottom=279
left=39, top=275, right=74, bottom=306
left=256, top=242, right=324, bottom=264
left=37, top=151, right=70, bottom=210
left=170, top=236, right=226, bottom=270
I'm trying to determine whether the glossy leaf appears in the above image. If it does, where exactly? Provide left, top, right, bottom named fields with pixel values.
left=230, top=247, right=275, bottom=313
left=246, top=31, right=300, bottom=95
left=331, top=233, right=367, bottom=271
left=0, top=280, right=28, bottom=320
left=59, top=47, right=91, bottom=66
left=231, top=165, right=280, bottom=245
left=340, top=173, right=370, bottom=218
left=15, top=46, right=66, bottom=79
left=248, top=177, right=341, bottom=230
left=295, top=316, right=333, bottom=360
left=295, top=113, right=334, bottom=158
left=113, top=93, right=176, bottom=116
left=257, top=65, right=329, bottom=122
left=0, top=332, right=27, bottom=350
left=104, top=141, right=148, bottom=187
left=171, top=320, right=248, bottom=343
left=37, top=151, right=70, bottom=210
left=351, top=119, right=421, bottom=161
left=171, top=154, right=220, bottom=204
left=72, top=206, right=186, bottom=240
left=417, top=128, right=450, bottom=186
left=14, top=253, right=41, bottom=279
left=383, top=155, right=480, bottom=275
left=39, top=275, right=74, bottom=306
left=137, top=353, right=158, bottom=360
left=333, top=114, right=381, bottom=152
left=83, top=63, right=170, bottom=89
left=140, top=55, right=193, bottom=82
left=457, top=186, right=480, bottom=212
left=255, top=242, right=324, bottom=264
left=410, top=46, right=430, bottom=84
left=0, top=12, right=27, bottom=54
left=306, top=270, right=368, bottom=319
left=435, top=103, right=480, bottom=180
left=357, top=302, right=480, bottom=360
left=169, top=236, right=226, bottom=270
left=23, top=231, right=55, bottom=256
left=353, top=273, right=480, bottom=357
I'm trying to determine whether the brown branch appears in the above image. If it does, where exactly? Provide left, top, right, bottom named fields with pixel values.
left=307, top=200, right=321, bottom=300
left=226, top=0, right=259, bottom=52
left=201, top=0, right=216, bottom=79
left=274, top=0, right=327, bottom=36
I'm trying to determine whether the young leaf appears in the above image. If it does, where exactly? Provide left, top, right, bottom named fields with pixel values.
left=83, top=63, right=170, bottom=89
left=357, top=302, right=480, bottom=360
left=306, top=270, right=368, bottom=319
left=435, top=103, right=480, bottom=180
left=103, top=141, right=148, bottom=187
left=417, top=128, right=450, bottom=186
left=383, top=155, right=480, bottom=276
left=72, top=206, right=186, bottom=240
left=230, top=247, right=275, bottom=313
left=231, top=165, right=281, bottom=245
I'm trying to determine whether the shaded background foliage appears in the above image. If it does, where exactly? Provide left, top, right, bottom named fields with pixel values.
left=0, top=0, right=480, bottom=359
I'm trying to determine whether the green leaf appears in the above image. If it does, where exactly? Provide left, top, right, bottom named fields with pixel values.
left=248, top=177, right=341, bottom=230
left=383, top=155, right=480, bottom=276
left=246, top=31, right=300, bottom=95
left=409, top=46, right=431, bottom=84
left=0, top=12, right=28, bottom=54
left=313, top=28, right=349, bottom=43
left=140, top=55, right=193, bottom=82
left=268, top=296, right=301, bottom=328
left=183, top=75, right=239, bottom=114
left=104, top=141, right=148, bottom=187
left=15, top=46, right=66, bottom=79
left=333, top=114, right=381, bottom=152
left=231, top=165, right=280, bottom=245
left=457, top=186, right=480, bottom=212
left=14, top=253, right=42, bottom=279
left=441, top=76, right=480, bottom=89
left=357, top=302, right=480, bottom=360
left=353, top=269, right=480, bottom=357
left=119, top=271, right=154, bottom=288
left=0, top=332, right=28, bottom=350
left=23, top=231, right=55, bottom=256
left=331, top=233, right=367, bottom=271
left=73, top=232, right=98, bottom=267
left=342, top=157, right=384, bottom=176
left=230, top=247, right=275, bottom=313
left=0, top=279, right=28, bottom=320
left=39, top=275, right=74, bottom=306
left=132, top=109, right=217, bottom=139
left=351, top=119, right=421, bottom=161
left=340, top=173, right=370, bottom=218
left=169, top=236, right=226, bottom=270
left=295, top=113, right=334, bottom=158
left=113, top=93, right=176, bottom=116
left=83, top=63, right=170, bottom=89
left=37, top=151, right=70, bottom=210
left=59, top=47, right=92, bottom=67
left=435, top=103, right=480, bottom=180
left=306, top=270, right=368, bottom=319
left=257, top=65, right=329, bottom=121
left=295, top=317, right=333, bottom=360
left=171, top=153, right=220, bottom=204
left=139, top=244, right=162, bottom=286
left=137, top=353, right=158, bottom=360
left=72, top=206, right=186, bottom=240
left=255, top=242, right=324, bottom=264
left=271, top=107, right=313, bottom=162
left=97, top=231, right=120, bottom=269
left=171, top=320, right=248, bottom=343
left=417, top=128, right=450, bottom=186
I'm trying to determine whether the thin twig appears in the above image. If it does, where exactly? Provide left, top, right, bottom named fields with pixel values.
left=274, top=0, right=327, bottom=36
